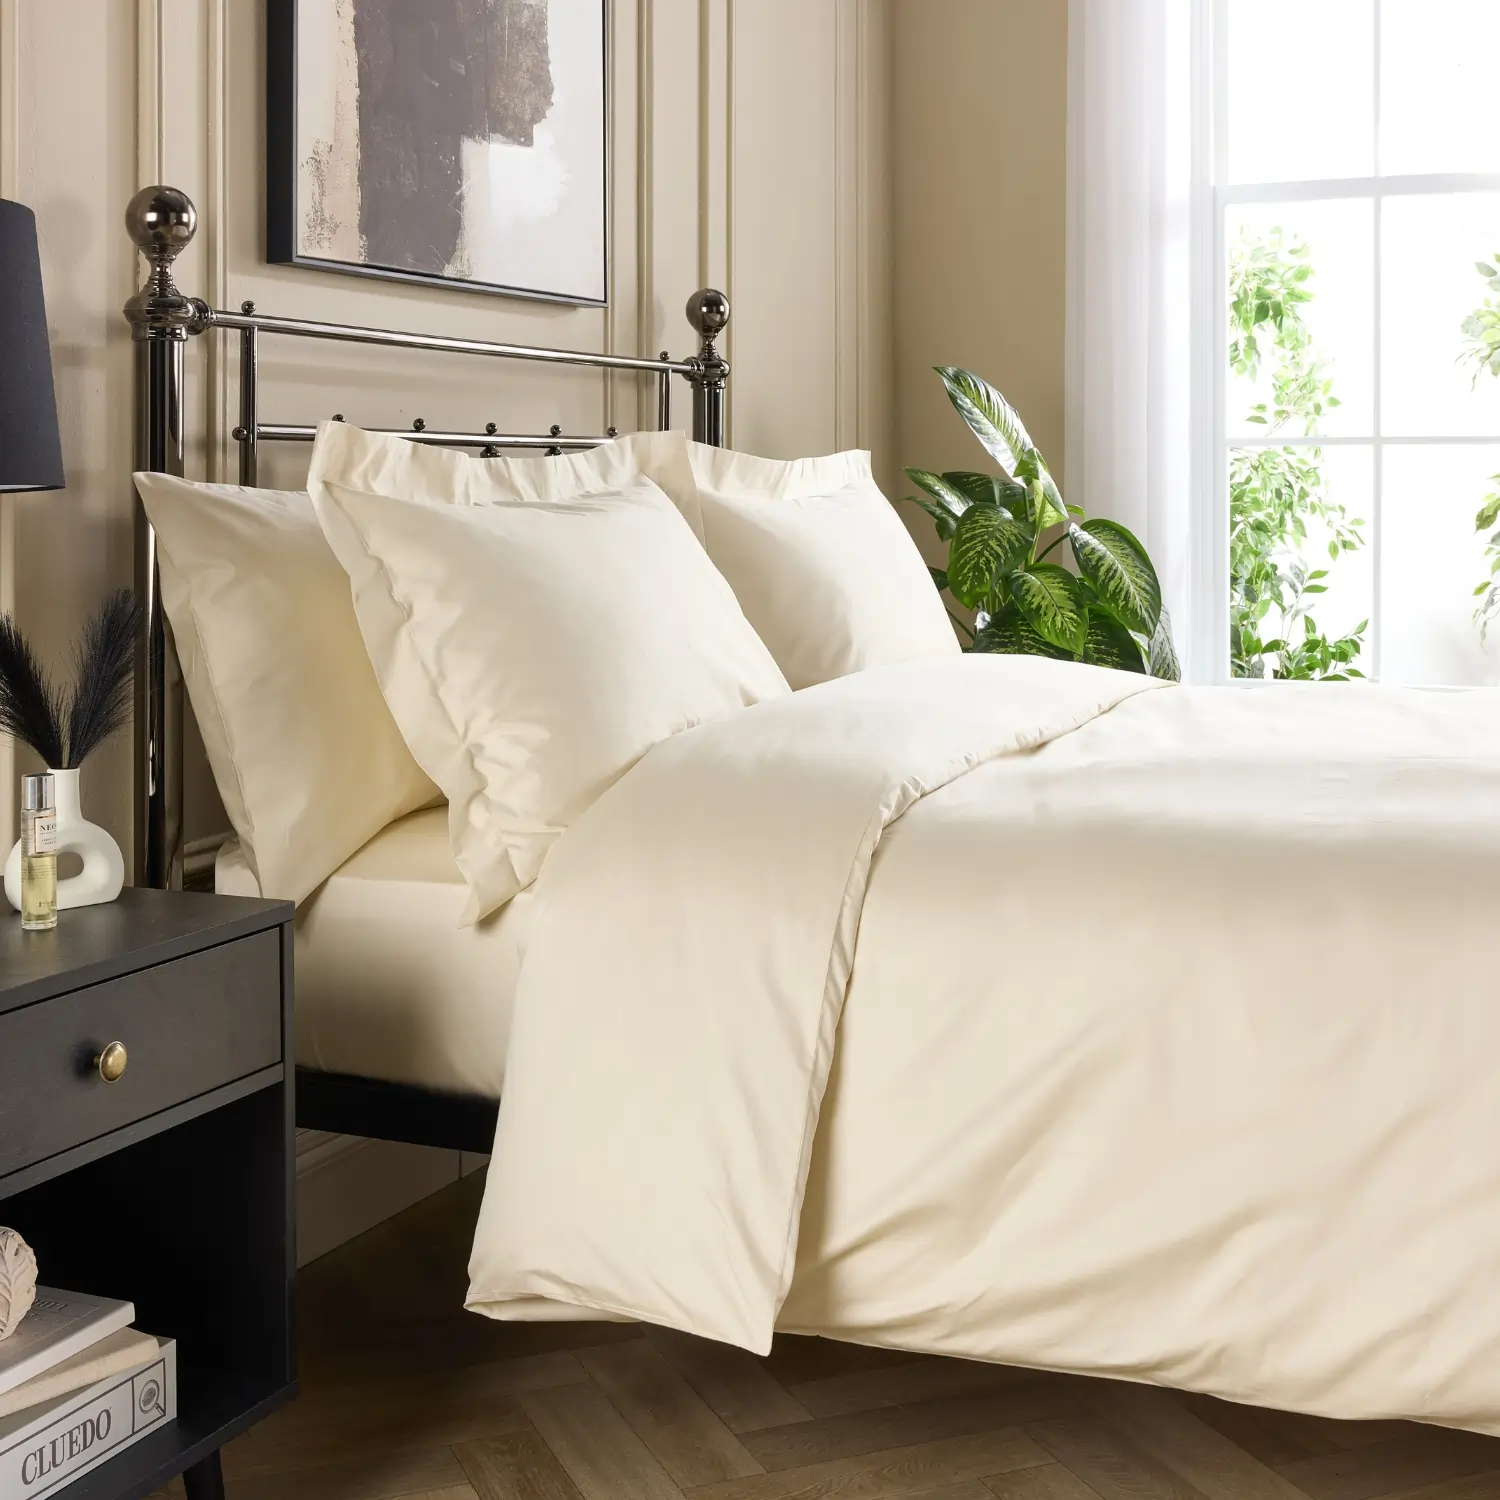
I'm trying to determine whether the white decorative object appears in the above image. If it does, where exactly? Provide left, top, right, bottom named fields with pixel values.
left=0, top=1231, right=36, bottom=1340
left=4, top=768, right=124, bottom=913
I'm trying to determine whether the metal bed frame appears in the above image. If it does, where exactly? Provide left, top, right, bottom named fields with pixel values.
left=124, top=185, right=732, bottom=1153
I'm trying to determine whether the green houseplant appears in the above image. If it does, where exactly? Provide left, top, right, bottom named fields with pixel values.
left=1227, top=228, right=1366, bottom=681
left=905, top=368, right=1180, bottom=680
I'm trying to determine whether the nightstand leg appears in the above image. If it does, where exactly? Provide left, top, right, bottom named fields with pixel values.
left=183, top=1451, right=226, bottom=1500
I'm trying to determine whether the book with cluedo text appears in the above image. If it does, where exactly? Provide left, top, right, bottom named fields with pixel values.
left=0, top=1336, right=174, bottom=1499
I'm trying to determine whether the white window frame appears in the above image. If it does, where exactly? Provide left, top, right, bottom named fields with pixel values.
left=1201, top=0, right=1500, bottom=683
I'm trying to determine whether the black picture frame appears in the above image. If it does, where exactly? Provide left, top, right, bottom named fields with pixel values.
left=266, top=0, right=610, bottom=307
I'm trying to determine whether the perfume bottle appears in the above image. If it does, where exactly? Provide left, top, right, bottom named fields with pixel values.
left=19, top=772, right=57, bottom=930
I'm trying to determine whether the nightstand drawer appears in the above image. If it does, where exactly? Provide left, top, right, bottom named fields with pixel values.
left=0, top=929, right=282, bottom=1178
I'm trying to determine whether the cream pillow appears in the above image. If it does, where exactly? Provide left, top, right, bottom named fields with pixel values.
left=685, top=443, right=960, bottom=690
left=307, top=423, right=790, bottom=924
left=132, top=473, right=439, bottom=903
left=314, top=423, right=708, bottom=541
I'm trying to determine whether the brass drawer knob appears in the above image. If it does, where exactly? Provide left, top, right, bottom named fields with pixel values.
left=93, top=1042, right=128, bottom=1084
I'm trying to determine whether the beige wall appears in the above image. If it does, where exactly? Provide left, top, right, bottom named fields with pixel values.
left=892, top=0, right=1069, bottom=560
left=0, top=0, right=893, bottom=856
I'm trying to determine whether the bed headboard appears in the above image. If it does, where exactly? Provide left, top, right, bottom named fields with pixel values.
left=123, top=184, right=732, bottom=892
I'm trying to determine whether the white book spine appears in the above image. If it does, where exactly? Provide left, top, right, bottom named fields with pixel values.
left=0, top=1339, right=175, bottom=1500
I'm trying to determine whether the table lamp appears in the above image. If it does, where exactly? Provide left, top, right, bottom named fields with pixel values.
left=0, top=199, right=62, bottom=493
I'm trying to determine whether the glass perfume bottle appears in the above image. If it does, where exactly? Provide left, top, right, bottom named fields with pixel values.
left=19, top=772, right=57, bottom=931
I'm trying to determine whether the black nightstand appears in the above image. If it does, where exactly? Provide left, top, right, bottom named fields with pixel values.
left=0, top=888, right=296, bottom=1500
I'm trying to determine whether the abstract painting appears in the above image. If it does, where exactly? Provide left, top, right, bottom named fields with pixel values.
left=268, top=0, right=608, bottom=304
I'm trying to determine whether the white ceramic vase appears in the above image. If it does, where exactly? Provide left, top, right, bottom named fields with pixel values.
left=4, top=767, right=125, bottom=913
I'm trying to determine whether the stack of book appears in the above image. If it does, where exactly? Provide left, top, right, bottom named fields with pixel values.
left=0, top=1288, right=175, bottom=1499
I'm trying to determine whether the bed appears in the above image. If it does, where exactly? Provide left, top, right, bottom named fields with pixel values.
left=126, top=184, right=727, bottom=1153
left=126, top=185, right=1500, bottom=1436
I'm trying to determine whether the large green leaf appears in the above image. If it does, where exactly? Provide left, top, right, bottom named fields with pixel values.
left=1081, top=611, right=1147, bottom=674
left=935, top=367, right=1036, bottom=475
left=941, top=471, right=1029, bottom=511
left=935, top=368, right=1069, bottom=531
left=1013, top=453, right=1069, bottom=530
left=905, top=467, right=973, bottom=521
left=1148, top=608, right=1181, bottom=681
left=903, top=494, right=959, bottom=542
left=971, top=606, right=1075, bottom=660
left=1069, top=519, right=1163, bottom=636
left=1010, top=564, right=1089, bottom=654
left=948, top=503, right=1031, bottom=608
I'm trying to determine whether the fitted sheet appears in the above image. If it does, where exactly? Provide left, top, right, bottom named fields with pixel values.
left=217, top=807, right=527, bottom=1098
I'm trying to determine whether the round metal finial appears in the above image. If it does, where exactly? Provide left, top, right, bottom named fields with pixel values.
left=413, top=417, right=426, bottom=432
left=124, top=185, right=205, bottom=342
left=685, top=288, right=730, bottom=342
left=124, top=185, right=197, bottom=260
left=485, top=421, right=498, bottom=435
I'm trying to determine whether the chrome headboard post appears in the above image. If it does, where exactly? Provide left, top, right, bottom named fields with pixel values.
left=238, top=308, right=260, bottom=486
left=657, top=353, right=673, bottom=433
left=126, top=182, right=731, bottom=893
left=684, top=290, right=730, bottom=447
left=124, top=186, right=202, bottom=890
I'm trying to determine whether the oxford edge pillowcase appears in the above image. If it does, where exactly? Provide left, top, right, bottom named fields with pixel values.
left=314, top=422, right=709, bottom=542
left=307, top=422, right=790, bottom=924
left=686, top=443, right=960, bottom=690
left=132, top=473, right=439, bottom=903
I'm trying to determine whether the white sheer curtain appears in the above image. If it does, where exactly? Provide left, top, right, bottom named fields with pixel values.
left=1065, top=0, right=1212, bottom=680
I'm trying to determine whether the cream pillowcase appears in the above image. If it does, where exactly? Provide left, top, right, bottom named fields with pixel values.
left=132, top=473, right=439, bottom=903
left=307, top=423, right=790, bottom=924
left=685, top=443, right=961, bottom=690
left=313, top=422, right=708, bottom=542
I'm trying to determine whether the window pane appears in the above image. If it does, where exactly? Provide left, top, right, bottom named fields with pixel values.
left=1227, top=201, right=1374, bottom=440
left=1381, top=444, right=1500, bottom=686
left=1230, top=444, right=1374, bottom=680
left=1227, top=0, right=1375, bottom=185
left=1380, top=1, right=1500, bottom=176
left=1382, top=193, right=1500, bottom=438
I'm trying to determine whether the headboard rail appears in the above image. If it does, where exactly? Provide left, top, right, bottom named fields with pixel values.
left=123, top=184, right=732, bottom=891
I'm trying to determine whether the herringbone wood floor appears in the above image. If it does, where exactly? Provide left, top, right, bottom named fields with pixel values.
left=153, top=1173, right=1500, bottom=1500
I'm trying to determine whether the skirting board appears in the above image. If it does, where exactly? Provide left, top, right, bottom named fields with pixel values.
left=295, top=1131, right=487, bottom=1267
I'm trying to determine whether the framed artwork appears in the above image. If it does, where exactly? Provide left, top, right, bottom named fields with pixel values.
left=267, top=0, right=609, bottom=306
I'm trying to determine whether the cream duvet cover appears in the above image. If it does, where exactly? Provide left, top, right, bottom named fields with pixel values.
left=467, top=656, right=1500, bottom=1433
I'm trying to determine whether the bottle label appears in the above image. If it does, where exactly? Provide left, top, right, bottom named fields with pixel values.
left=24, top=812, right=58, bottom=856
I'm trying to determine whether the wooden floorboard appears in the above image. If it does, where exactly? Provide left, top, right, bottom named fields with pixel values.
left=144, top=1174, right=1500, bottom=1500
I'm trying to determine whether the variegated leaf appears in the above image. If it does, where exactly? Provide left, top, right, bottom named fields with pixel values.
left=1148, top=608, right=1182, bottom=681
left=1010, top=564, right=1088, bottom=654
left=972, top=606, right=1075, bottom=660
left=935, top=367, right=1037, bottom=477
left=905, top=467, right=973, bottom=521
left=948, top=503, right=1031, bottom=609
left=1069, top=519, right=1163, bottom=636
left=941, top=471, right=1029, bottom=512
left=1081, top=610, right=1147, bottom=674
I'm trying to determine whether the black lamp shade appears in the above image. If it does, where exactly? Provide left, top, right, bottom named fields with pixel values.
left=0, top=200, right=63, bottom=493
